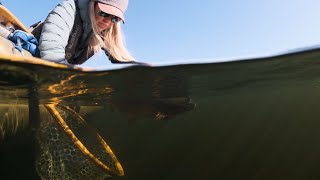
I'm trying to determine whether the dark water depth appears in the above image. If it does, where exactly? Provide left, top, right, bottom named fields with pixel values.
left=1, top=48, right=320, bottom=179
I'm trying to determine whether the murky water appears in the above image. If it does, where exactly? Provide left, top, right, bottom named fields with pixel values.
left=1, top=48, right=320, bottom=179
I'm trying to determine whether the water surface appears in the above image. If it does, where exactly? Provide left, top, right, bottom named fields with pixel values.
left=1, top=48, right=320, bottom=179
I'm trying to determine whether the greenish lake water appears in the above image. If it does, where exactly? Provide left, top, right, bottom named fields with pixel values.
left=1, top=48, right=320, bottom=179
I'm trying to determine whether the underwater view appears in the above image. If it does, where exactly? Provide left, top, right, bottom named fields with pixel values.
left=1, top=47, right=320, bottom=179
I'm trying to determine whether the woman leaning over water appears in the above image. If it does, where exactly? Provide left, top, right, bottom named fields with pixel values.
left=35, top=0, right=135, bottom=65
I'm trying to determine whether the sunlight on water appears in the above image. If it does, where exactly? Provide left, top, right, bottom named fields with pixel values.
left=1, top=48, right=320, bottom=179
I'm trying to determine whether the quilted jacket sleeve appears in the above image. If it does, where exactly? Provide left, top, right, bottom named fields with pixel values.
left=38, top=0, right=76, bottom=63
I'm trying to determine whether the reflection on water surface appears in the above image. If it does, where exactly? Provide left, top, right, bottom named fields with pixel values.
left=2, top=48, right=320, bottom=179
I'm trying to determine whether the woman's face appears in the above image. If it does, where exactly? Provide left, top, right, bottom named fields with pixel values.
left=94, top=3, right=114, bottom=32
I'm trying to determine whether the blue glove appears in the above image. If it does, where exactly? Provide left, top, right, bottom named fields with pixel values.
left=8, top=30, right=40, bottom=57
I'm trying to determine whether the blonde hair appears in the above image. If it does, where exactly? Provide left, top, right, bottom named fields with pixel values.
left=88, top=1, right=134, bottom=62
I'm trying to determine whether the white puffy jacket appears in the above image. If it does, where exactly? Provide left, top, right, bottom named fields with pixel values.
left=38, top=0, right=92, bottom=63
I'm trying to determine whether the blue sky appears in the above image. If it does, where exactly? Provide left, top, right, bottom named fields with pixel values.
left=3, top=0, right=320, bottom=68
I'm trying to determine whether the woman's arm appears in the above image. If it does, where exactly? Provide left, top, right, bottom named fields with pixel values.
left=39, top=0, right=76, bottom=63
